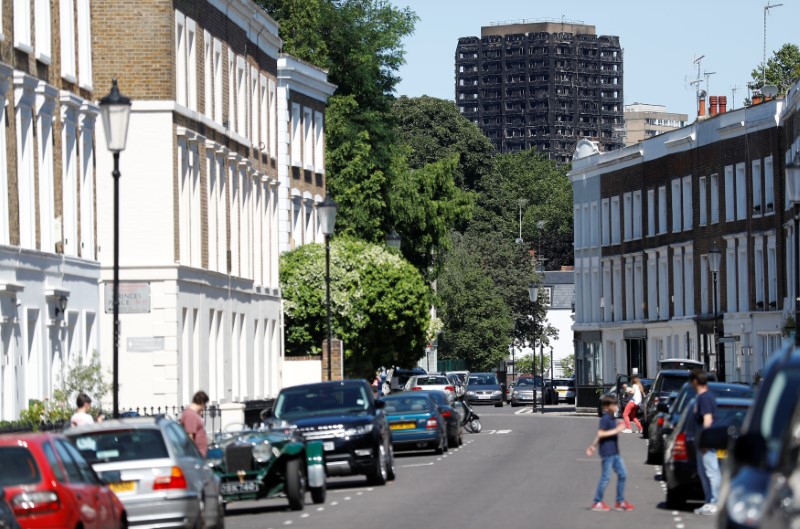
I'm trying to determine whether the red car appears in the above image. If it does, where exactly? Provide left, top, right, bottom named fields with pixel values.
left=0, top=433, right=126, bottom=529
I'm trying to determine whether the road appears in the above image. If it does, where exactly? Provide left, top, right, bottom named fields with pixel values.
left=225, top=404, right=716, bottom=529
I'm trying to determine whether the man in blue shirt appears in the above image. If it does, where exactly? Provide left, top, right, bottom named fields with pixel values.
left=586, top=395, right=634, bottom=512
left=690, top=370, right=720, bottom=516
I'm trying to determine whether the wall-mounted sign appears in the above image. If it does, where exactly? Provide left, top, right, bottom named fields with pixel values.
left=126, top=336, right=165, bottom=352
left=104, top=282, right=151, bottom=314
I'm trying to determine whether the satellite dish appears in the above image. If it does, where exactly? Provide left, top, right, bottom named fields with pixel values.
left=761, top=84, right=779, bottom=98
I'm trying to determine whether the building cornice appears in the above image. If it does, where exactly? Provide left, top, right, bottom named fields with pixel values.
left=278, top=55, right=337, bottom=102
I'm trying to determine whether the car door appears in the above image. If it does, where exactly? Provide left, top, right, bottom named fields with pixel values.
left=164, top=423, right=215, bottom=521
left=61, top=441, right=118, bottom=529
left=54, top=439, right=100, bottom=529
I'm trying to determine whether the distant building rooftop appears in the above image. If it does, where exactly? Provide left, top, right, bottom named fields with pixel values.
left=481, top=18, right=596, bottom=37
left=543, top=271, right=574, bottom=285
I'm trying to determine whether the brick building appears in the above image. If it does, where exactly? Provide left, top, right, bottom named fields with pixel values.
left=569, top=96, right=787, bottom=387
left=455, top=19, right=624, bottom=163
left=91, top=0, right=334, bottom=409
left=0, top=0, right=101, bottom=420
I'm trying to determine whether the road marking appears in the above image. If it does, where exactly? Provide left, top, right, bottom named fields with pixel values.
left=283, top=522, right=293, bottom=526
left=676, top=525, right=684, bottom=529
left=330, top=501, right=339, bottom=506
left=301, top=513, right=310, bottom=518
left=514, top=408, right=533, bottom=415
left=673, top=517, right=682, bottom=522
left=316, top=507, right=324, bottom=512
left=497, top=429, right=512, bottom=434
left=401, top=462, right=435, bottom=468
left=483, top=430, right=497, bottom=434
left=357, top=492, right=363, bottom=496
left=344, top=496, right=351, bottom=501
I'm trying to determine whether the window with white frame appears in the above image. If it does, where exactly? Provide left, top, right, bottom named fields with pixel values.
left=60, top=102, right=78, bottom=255
left=314, top=112, right=324, bottom=173
left=735, top=162, right=746, bottom=220
left=671, top=178, right=681, bottom=233
left=682, top=176, right=692, bottom=230
left=700, top=254, right=709, bottom=314
left=590, top=201, right=599, bottom=246
left=724, top=165, right=734, bottom=221
left=610, top=196, right=620, bottom=244
left=601, top=198, right=610, bottom=245
left=250, top=66, right=258, bottom=144
left=659, top=251, right=669, bottom=320
left=574, top=205, right=582, bottom=248
left=647, top=253, right=657, bottom=320
left=178, top=139, right=201, bottom=267
left=17, top=98, right=36, bottom=250
left=203, top=31, right=212, bottom=118
left=647, top=189, right=655, bottom=237
left=624, top=258, right=633, bottom=320
left=726, top=241, right=737, bottom=312
left=658, top=186, right=667, bottom=234
left=186, top=20, right=197, bottom=111
left=612, top=260, right=622, bottom=322
left=259, top=75, right=268, bottom=153
left=623, top=192, right=632, bottom=241
left=0, top=85, right=9, bottom=245
left=175, top=12, right=186, bottom=106
left=303, top=107, right=313, bottom=170
left=36, top=98, right=55, bottom=253
left=767, top=234, right=777, bottom=308
left=752, top=159, right=763, bottom=215
left=754, top=237, right=764, bottom=307
left=699, top=176, right=707, bottom=226
left=60, top=0, right=76, bottom=81
left=684, top=249, right=694, bottom=316
left=207, top=149, right=217, bottom=272
left=582, top=203, right=590, bottom=249
left=213, top=39, right=222, bottom=124
left=236, top=57, right=246, bottom=135
left=229, top=160, right=240, bottom=275
left=602, top=261, right=612, bottom=322
left=291, top=103, right=301, bottom=167
left=79, top=113, right=94, bottom=259
left=269, top=80, right=277, bottom=158
left=14, top=0, right=31, bottom=51
left=34, top=0, right=51, bottom=62
left=227, top=50, right=235, bottom=130
left=765, top=156, right=775, bottom=213
left=673, top=248, right=684, bottom=317
left=633, top=190, right=642, bottom=239
left=634, top=258, right=644, bottom=320
left=216, top=154, right=227, bottom=272
left=711, top=173, right=719, bottom=224
left=737, top=238, right=748, bottom=311
left=76, top=0, right=92, bottom=89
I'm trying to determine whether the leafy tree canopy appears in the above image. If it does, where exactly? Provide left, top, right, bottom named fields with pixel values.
left=280, top=238, right=431, bottom=379
left=750, top=43, right=800, bottom=96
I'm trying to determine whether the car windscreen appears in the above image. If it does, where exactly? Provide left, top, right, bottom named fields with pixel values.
left=0, top=446, right=41, bottom=487
left=71, top=429, right=170, bottom=464
left=274, top=385, right=372, bottom=419
left=416, top=376, right=449, bottom=386
left=450, top=374, right=467, bottom=384
left=660, top=376, right=689, bottom=394
left=756, top=366, right=800, bottom=467
left=685, top=404, right=750, bottom=435
left=553, top=380, right=574, bottom=388
left=382, top=396, right=433, bottom=415
left=468, top=374, right=498, bottom=386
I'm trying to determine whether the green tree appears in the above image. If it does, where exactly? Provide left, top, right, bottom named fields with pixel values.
left=560, top=354, right=575, bottom=378
left=750, top=43, right=800, bottom=96
left=437, top=233, right=514, bottom=371
left=280, top=238, right=431, bottom=379
left=513, top=355, right=550, bottom=378
left=392, top=96, right=495, bottom=189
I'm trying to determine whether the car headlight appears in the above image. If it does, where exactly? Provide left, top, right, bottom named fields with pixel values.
left=344, top=424, right=374, bottom=437
left=728, top=485, right=765, bottom=527
left=492, top=390, right=502, bottom=396
left=513, top=391, right=519, bottom=396
left=252, top=441, right=273, bottom=463
left=466, top=391, right=476, bottom=396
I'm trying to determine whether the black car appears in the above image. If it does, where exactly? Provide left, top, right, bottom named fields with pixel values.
left=0, top=489, right=20, bottom=529
left=760, top=393, right=800, bottom=529
left=647, top=382, right=754, bottom=465
left=266, top=380, right=396, bottom=486
left=465, top=373, right=505, bottom=407
left=644, top=369, right=716, bottom=427
left=663, top=396, right=751, bottom=508
left=714, top=342, right=800, bottom=529
left=415, top=390, right=463, bottom=447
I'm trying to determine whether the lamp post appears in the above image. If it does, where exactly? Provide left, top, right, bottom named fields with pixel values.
left=385, top=228, right=401, bottom=250
left=99, top=80, right=131, bottom=419
left=708, top=242, right=722, bottom=379
left=318, top=195, right=338, bottom=380
left=528, top=285, right=544, bottom=413
left=515, top=199, right=528, bottom=244
left=787, top=149, right=800, bottom=348
left=550, top=345, right=554, bottom=382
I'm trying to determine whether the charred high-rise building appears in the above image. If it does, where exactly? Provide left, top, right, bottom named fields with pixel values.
left=455, top=20, right=624, bottom=163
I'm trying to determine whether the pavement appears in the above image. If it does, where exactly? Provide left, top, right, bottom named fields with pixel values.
left=225, top=403, right=717, bottom=529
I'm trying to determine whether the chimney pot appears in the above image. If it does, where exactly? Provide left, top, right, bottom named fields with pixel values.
left=710, top=95, right=718, bottom=116
left=719, top=96, right=727, bottom=113
left=698, top=94, right=706, bottom=118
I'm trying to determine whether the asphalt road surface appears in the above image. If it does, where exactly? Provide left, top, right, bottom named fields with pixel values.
left=224, top=404, right=717, bottom=529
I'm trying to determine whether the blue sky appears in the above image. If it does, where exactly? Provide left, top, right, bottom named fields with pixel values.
left=389, top=0, right=800, bottom=117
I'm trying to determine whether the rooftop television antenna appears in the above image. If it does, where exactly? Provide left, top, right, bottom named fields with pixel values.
left=763, top=2, right=783, bottom=84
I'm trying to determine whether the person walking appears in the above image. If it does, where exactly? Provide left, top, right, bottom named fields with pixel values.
left=586, top=394, right=635, bottom=512
left=691, top=370, right=720, bottom=516
left=621, top=376, right=645, bottom=434
left=179, top=391, right=210, bottom=457
left=70, top=393, right=95, bottom=427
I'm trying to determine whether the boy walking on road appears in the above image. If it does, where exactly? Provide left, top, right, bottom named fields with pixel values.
left=691, top=370, right=720, bottom=516
left=586, top=395, right=635, bottom=512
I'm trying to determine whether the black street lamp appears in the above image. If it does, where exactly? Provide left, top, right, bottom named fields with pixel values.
left=786, top=149, right=800, bottom=348
left=528, top=285, right=543, bottom=413
left=318, top=195, right=338, bottom=380
left=708, top=242, right=722, bottom=380
left=99, top=79, right=131, bottom=419
left=385, top=228, right=401, bottom=250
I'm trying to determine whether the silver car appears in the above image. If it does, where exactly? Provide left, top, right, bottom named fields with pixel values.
left=404, top=375, right=457, bottom=404
left=67, top=417, right=223, bottom=529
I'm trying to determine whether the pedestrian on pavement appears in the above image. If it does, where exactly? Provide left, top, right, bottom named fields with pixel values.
left=70, top=393, right=96, bottom=427
left=586, top=394, right=635, bottom=512
left=180, top=390, right=210, bottom=457
left=621, top=376, right=645, bottom=434
left=690, top=370, right=720, bottom=516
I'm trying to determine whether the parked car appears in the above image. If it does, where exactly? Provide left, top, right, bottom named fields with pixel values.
left=415, top=390, right=463, bottom=447
left=67, top=416, right=223, bottom=529
left=659, top=358, right=705, bottom=371
left=405, top=375, right=457, bottom=404
left=207, top=424, right=326, bottom=511
left=515, top=376, right=557, bottom=405
left=0, top=432, right=127, bottom=529
left=510, top=378, right=542, bottom=407
left=647, top=382, right=754, bottom=465
left=713, top=341, right=800, bottom=529
left=759, top=392, right=800, bottom=529
left=381, top=393, right=448, bottom=454
left=0, top=489, right=20, bottom=529
left=543, top=380, right=559, bottom=405
left=386, top=367, right=427, bottom=394
left=552, top=378, right=576, bottom=404
left=644, top=369, right=716, bottom=427
left=465, top=373, right=505, bottom=407
left=265, top=380, right=396, bottom=486
left=663, top=396, right=752, bottom=508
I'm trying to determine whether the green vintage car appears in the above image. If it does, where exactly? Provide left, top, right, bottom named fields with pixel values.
left=207, top=423, right=326, bottom=511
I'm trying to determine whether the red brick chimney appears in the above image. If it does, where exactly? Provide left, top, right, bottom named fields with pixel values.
left=719, top=96, right=727, bottom=113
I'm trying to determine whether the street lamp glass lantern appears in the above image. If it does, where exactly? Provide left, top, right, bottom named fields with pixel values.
left=708, top=242, right=722, bottom=273
left=385, top=228, right=401, bottom=249
left=787, top=150, right=800, bottom=205
left=99, top=80, right=132, bottom=153
left=318, top=195, right=338, bottom=236
left=528, top=285, right=539, bottom=303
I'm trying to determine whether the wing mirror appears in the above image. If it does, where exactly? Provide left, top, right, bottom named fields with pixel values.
left=260, top=407, right=273, bottom=420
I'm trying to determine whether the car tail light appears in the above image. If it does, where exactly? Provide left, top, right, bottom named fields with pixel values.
left=153, top=466, right=188, bottom=490
left=426, top=418, right=438, bottom=429
left=672, top=433, right=688, bottom=462
left=12, top=491, right=60, bottom=516
left=445, top=386, right=455, bottom=392
left=654, top=396, right=660, bottom=404
left=657, top=416, right=664, bottom=427
left=441, top=410, right=452, bottom=418
left=411, top=387, right=422, bottom=391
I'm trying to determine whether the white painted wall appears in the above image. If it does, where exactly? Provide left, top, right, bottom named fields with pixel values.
left=283, top=359, right=322, bottom=388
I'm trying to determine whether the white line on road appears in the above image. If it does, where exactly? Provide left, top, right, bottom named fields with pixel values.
left=497, top=429, right=512, bottom=434
left=301, top=514, right=309, bottom=518
left=401, top=462, right=435, bottom=468
left=316, top=507, right=324, bottom=512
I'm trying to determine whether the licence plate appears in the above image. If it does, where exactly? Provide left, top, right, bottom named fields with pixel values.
left=390, top=422, right=416, bottom=431
left=478, top=394, right=490, bottom=399
left=221, top=481, right=259, bottom=495
left=717, top=449, right=728, bottom=459
left=108, top=481, right=135, bottom=494
left=558, top=391, right=567, bottom=395
left=323, top=441, right=335, bottom=451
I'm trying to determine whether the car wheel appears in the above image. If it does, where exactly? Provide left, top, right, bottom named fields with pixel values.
left=666, top=486, right=687, bottom=509
left=367, top=444, right=388, bottom=486
left=285, top=458, right=307, bottom=511
left=213, top=495, right=225, bottom=529
left=310, top=481, right=326, bottom=505
left=386, top=443, right=396, bottom=481
left=495, top=401, right=503, bottom=408
left=195, top=498, right=207, bottom=529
